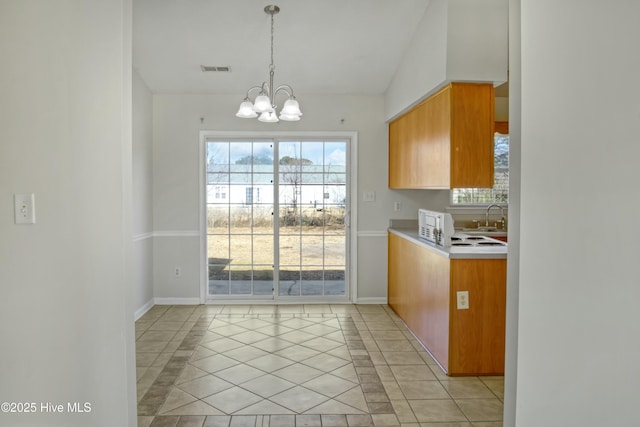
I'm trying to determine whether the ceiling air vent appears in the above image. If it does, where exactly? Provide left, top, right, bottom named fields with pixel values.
left=201, top=65, right=231, bottom=72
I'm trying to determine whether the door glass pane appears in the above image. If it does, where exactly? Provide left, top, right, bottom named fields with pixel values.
left=278, top=140, right=348, bottom=298
left=230, top=235, right=251, bottom=264
left=279, top=141, right=301, bottom=160
left=279, top=235, right=300, bottom=266
left=325, top=234, right=346, bottom=263
left=301, top=142, right=323, bottom=172
left=230, top=265, right=252, bottom=294
left=301, top=235, right=323, bottom=265
left=324, top=269, right=345, bottom=296
left=208, top=234, right=230, bottom=260
left=279, top=269, right=301, bottom=296
left=207, top=142, right=229, bottom=173
left=253, top=173, right=273, bottom=185
left=229, top=142, right=252, bottom=165
left=207, top=205, right=229, bottom=234
left=301, top=269, right=324, bottom=296
left=324, top=142, right=346, bottom=170
left=253, top=234, right=273, bottom=265
left=209, top=265, right=229, bottom=295
left=253, top=268, right=273, bottom=295
left=230, top=204, right=251, bottom=232
left=252, top=142, right=274, bottom=172
left=253, top=205, right=272, bottom=229
left=207, top=140, right=274, bottom=298
left=324, top=184, right=346, bottom=204
left=279, top=204, right=300, bottom=228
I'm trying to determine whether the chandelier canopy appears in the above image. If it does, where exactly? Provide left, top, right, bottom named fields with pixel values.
left=236, top=5, right=302, bottom=123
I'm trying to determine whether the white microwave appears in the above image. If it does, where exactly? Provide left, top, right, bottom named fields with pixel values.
left=418, top=209, right=455, bottom=247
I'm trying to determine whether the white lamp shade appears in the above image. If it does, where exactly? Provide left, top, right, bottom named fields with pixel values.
left=258, top=111, right=279, bottom=123
left=253, top=95, right=273, bottom=113
left=281, top=98, right=302, bottom=116
left=279, top=113, right=301, bottom=121
left=236, top=101, right=258, bottom=118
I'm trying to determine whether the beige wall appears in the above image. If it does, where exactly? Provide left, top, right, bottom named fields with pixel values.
left=513, top=0, right=640, bottom=425
left=133, top=69, right=155, bottom=316
left=0, top=1, right=136, bottom=425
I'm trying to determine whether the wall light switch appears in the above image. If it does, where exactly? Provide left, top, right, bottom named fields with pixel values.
left=456, top=291, right=469, bottom=309
left=14, top=193, right=36, bottom=225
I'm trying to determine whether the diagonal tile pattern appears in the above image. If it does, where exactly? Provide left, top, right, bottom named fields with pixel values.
left=136, top=304, right=504, bottom=427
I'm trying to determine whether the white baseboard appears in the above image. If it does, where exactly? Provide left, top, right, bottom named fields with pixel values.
left=357, top=230, right=387, bottom=238
left=137, top=297, right=387, bottom=311
left=134, top=299, right=155, bottom=321
left=355, top=297, right=388, bottom=305
left=153, top=297, right=201, bottom=306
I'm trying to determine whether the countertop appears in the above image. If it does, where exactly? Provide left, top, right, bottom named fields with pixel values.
left=388, top=227, right=508, bottom=259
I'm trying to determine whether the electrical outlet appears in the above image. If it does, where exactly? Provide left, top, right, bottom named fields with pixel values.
left=14, top=193, right=36, bottom=225
left=174, top=266, right=182, bottom=277
left=394, top=201, right=401, bottom=211
left=457, top=291, right=469, bottom=309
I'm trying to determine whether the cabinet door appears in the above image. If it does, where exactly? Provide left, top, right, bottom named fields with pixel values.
left=417, top=88, right=451, bottom=189
left=450, top=83, right=495, bottom=188
left=389, top=112, right=415, bottom=188
left=449, top=259, right=506, bottom=375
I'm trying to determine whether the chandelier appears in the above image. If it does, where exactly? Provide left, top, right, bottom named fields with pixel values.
left=235, top=5, right=302, bottom=123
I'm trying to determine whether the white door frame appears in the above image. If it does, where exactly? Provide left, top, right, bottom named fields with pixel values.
left=199, top=131, right=358, bottom=304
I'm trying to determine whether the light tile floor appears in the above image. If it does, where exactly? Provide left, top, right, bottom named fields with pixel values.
left=136, top=304, right=504, bottom=427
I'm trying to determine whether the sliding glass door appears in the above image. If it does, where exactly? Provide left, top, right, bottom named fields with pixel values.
left=205, top=138, right=348, bottom=300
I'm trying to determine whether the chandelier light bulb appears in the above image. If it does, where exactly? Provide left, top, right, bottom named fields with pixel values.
left=258, top=111, right=279, bottom=123
left=279, top=113, right=301, bottom=121
left=252, top=95, right=273, bottom=113
left=236, top=100, right=258, bottom=118
left=281, top=98, right=302, bottom=117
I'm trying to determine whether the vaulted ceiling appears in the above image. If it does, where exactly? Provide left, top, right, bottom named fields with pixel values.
left=133, top=0, right=431, bottom=96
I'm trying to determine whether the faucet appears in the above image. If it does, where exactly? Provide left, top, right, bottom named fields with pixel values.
left=485, top=204, right=506, bottom=228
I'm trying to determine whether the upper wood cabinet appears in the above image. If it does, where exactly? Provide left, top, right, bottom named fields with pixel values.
left=494, top=121, right=509, bottom=135
left=389, top=82, right=495, bottom=189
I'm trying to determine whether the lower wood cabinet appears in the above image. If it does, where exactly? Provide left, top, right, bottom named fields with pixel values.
left=388, top=232, right=506, bottom=375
